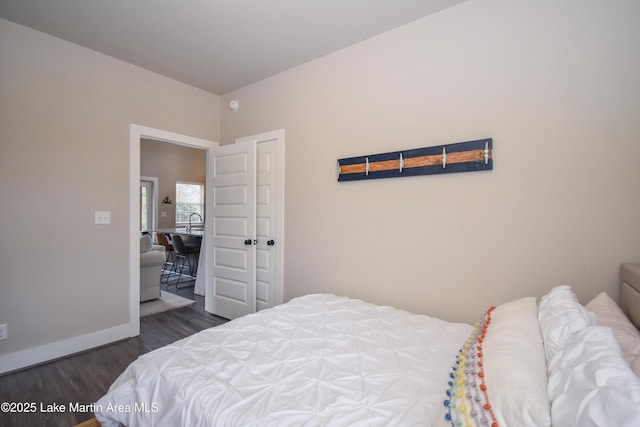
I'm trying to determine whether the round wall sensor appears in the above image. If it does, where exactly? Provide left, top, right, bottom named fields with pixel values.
left=229, top=99, right=239, bottom=111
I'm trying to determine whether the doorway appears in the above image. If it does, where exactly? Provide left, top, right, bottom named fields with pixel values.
left=129, top=124, right=218, bottom=337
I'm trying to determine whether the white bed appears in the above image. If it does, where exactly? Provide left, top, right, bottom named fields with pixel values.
left=95, top=279, right=640, bottom=427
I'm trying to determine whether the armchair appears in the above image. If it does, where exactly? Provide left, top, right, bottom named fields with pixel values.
left=140, top=234, right=165, bottom=302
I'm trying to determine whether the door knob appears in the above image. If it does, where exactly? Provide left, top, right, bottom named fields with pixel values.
left=267, top=240, right=275, bottom=246
left=244, top=239, right=252, bottom=245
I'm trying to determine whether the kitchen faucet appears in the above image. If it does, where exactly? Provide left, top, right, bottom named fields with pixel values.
left=187, top=212, right=203, bottom=232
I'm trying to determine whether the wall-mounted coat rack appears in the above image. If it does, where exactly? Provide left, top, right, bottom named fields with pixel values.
left=337, top=138, right=492, bottom=182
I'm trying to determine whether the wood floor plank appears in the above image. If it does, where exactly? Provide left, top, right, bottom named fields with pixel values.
left=0, top=286, right=228, bottom=427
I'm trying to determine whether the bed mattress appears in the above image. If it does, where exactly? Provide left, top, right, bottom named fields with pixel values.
left=95, top=294, right=472, bottom=426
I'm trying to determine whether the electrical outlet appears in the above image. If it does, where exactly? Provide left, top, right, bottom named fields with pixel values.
left=0, top=324, right=7, bottom=341
left=95, top=211, right=111, bottom=225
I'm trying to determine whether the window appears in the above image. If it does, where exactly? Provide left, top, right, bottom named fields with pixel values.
left=176, top=182, right=204, bottom=224
left=140, top=184, right=150, bottom=231
left=140, top=178, right=156, bottom=231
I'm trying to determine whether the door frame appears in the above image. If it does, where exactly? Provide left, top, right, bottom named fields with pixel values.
left=129, top=124, right=218, bottom=337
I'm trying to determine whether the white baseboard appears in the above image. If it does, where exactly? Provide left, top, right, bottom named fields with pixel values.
left=0, top=323, right=132, bottom=375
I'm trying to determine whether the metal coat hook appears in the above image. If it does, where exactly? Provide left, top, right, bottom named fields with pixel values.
left=365, top=157, right=370, bottom=175
left=399, top=153, right=404, bottom=173
left=484, top=141, right=489, bottom=164
left=442, top=147, right=447, bottom=169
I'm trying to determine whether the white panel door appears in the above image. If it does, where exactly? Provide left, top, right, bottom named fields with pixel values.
left=209, top=140, right=257, bottom=319
left=236, top=130, right=284, bottom=312
left=255, top=140, right=277, bottom=311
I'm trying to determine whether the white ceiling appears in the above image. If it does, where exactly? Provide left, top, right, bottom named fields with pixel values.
left=0, top=0, right=465, bottom=95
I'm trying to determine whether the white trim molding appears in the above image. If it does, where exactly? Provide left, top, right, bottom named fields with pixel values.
left=0, top=324, right=130, bottom=375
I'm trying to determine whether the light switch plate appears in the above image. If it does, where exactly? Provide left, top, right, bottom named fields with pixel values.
left=95, top=211, right=111, bottom=224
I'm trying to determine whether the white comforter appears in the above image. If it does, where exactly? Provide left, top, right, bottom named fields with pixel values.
left=95, top=294, right=471, bottom=426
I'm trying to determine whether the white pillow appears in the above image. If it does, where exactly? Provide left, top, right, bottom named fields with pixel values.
left=140, top=234, right=153, bottom=252
left=586, top=292, right=640, bottom=377
left=547, top=326, right=640, bottom=427
left=484, top=297, right=551, bottom=427
left=538, top=285, right=596, bottom=363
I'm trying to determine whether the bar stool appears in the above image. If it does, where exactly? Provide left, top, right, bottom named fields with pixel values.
left=155, top=232, right=175, bottom=283
left=170, top=234, right=201, bottom=288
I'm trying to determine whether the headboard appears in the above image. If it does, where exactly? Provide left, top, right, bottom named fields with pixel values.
left=620, top=263, right=640, bottom=330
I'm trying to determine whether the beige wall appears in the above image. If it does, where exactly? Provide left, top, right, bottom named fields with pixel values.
left=0, top=18, right=220, bottom=361
left=221, top=0, right=640, bottom=323
left=140, top=139, right=206, bottom=229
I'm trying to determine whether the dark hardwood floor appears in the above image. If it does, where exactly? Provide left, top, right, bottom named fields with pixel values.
left=0, top=280, right=228, bottom=427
